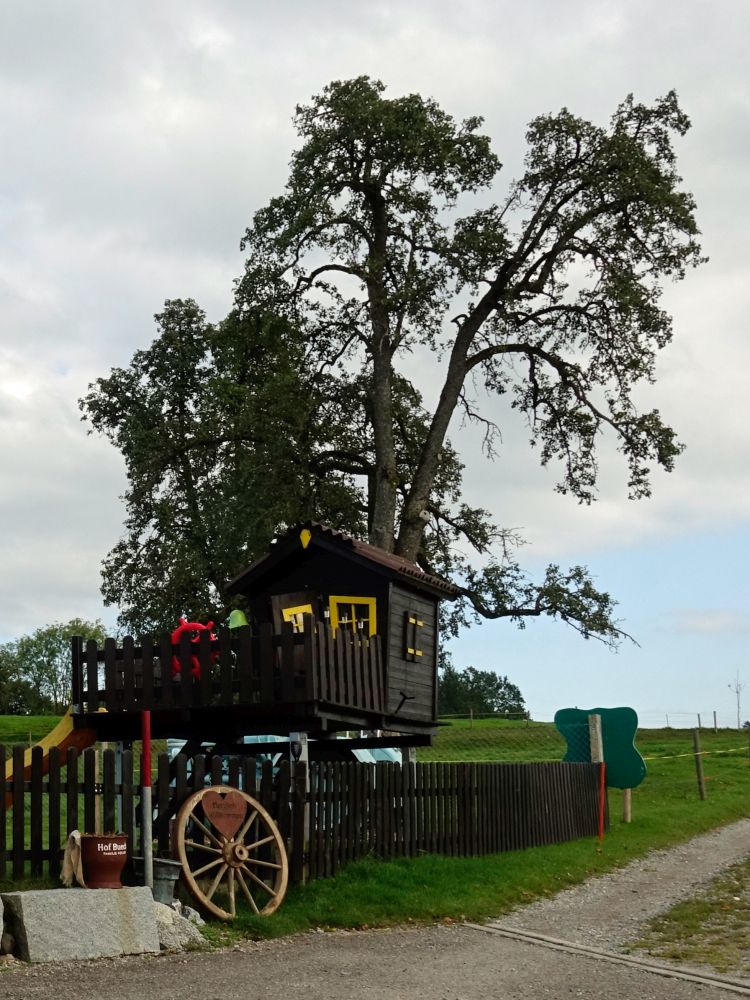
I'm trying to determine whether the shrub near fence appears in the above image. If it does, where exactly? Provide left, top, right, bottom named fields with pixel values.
left=1, top=744, right=604, bottom=886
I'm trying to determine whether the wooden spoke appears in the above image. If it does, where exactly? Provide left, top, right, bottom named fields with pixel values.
left=228, top=868, right=236, bottom=917
left=245, top=834, right=275, bottom=851
left=185, top=839, right=223, bottom=855
left=172, top=784, right=288, bottom=921
left=240, top=864, right=277, bottom=897
left=236, top=870, right=260, bottom=915
left=242, top=857, right=283, bottom=871
left=188, top=812, right=224, bottom=848
left=205, top=863, right=228, bottom=901
left=236, top=809, right=258, bottom=842
left=192, top=857, right=224, bottom=878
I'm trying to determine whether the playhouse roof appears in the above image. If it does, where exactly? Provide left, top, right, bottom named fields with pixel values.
left=227, top=522, right=460, bottom=599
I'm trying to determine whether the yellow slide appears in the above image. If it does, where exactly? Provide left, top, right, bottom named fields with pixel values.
left=4, top=707, right=100, bottom=808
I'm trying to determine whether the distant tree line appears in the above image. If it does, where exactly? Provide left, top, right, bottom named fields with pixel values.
left=0, top=620, right=106, bottom=715
left=437, top=652, right=527, bottom=717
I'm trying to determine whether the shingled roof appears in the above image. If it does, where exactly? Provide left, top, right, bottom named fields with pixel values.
left=227, top=522, right=460, bottom=599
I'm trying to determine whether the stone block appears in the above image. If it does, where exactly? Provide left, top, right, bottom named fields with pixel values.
left=0, top=887, right=160, bottom=963
left=153, top=901, right=206, bottom=952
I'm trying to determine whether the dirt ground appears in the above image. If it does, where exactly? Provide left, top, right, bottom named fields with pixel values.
left=2, top=818, right=749, bottom=999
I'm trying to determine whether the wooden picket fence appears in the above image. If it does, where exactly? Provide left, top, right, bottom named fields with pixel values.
left=0, top=746, right=605, bottom=885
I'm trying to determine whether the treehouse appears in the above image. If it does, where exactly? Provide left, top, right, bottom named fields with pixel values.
left=70, top=523, right=458, bottom=747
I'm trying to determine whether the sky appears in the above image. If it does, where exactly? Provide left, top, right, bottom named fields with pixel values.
left=1, top=0, right=748, bottom=727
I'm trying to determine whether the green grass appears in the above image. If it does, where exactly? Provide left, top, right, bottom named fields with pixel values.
left=630, top=855, right=750, bottom=975
left=207, top=724, right=750, bottom=942
left=2, top=716, right=748, bottom=944
left=0, top=715, right=63, bottom=751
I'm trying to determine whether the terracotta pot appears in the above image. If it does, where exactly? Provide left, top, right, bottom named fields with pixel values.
left=80, top=834, right=128, bottom=889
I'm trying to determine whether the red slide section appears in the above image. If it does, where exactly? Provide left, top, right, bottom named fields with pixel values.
left=4, top=707, right=100, bottom=809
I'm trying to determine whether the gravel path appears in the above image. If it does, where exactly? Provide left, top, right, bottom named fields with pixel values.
left=1, top=819, right=749, bottom=998
left=490, top=816, right=750, bottom=952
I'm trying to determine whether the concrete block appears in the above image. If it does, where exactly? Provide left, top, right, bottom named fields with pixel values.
left=0, top=887, right=160, bottom=963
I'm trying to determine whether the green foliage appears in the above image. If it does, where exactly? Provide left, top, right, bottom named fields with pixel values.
left=0, top=620, right=106, bottom=714
left=85, top=78, right=703, bottom=646
left=437, top=653, right=526, bottom=716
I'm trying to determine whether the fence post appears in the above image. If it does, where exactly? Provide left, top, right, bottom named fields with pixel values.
left=692, top=728, right=706, bottom=800
left=713, top=710, right=718, bottom=734
left=588, top=713, right=606, bottom=841
left=290, top=733, right=310, bottom=883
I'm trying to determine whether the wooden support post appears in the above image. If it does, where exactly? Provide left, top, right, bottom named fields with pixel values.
left=697, top=713, right=701, bottom=730
left=713, top=710, right=718, bottom=734
left=692, top=728, right=706, bottom=800
left=94, top=749, right=102, bottom=835
left=290, top=732, right=310, bottom=883
left=622, top=787, right=632, bottom=823
left=588, top=713, right=606, bottom=841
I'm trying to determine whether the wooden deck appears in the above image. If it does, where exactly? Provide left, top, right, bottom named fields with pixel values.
left=71, top=619, right=433, bottom=740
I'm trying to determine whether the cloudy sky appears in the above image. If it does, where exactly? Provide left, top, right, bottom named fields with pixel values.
left=1, top=0, right=748, bottom=726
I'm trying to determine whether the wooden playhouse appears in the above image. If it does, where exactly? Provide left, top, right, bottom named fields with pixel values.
left=71, top=523, right=458, bottom=748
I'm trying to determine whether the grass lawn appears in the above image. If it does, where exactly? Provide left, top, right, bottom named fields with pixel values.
left=630, top=855, right=750, bottom=976
left=207, top=723, right=750, bottom=943
left=0, top=715, right=63, bottom=750
left=1, top=716, right=748, bottom=943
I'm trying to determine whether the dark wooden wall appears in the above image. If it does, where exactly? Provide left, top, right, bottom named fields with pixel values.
left=386, top=584, right=438, bottom=721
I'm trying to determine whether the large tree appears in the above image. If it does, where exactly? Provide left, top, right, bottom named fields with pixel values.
left=84, top=79, right=702, bottom=644
left=237, top=77, right=702, bottom=638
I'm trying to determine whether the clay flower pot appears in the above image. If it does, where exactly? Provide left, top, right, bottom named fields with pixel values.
left=80, top=834, right=128, bottom=889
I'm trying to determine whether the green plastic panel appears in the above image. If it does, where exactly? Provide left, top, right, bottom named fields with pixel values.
left=554, top=706, right=647, bottom=789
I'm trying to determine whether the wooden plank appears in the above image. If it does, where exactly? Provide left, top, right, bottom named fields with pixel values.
left=103, top=748, right=116, bottom=834
left=141, top=636, right=155, bottom=710
left=12, top=745, right=25, bottom=879
left=279, top=622, right=296, bottom=702
left=157, top=751, right=171, bottom=854
left=104, top=637, right=118, bottom=711
left=210, top=755, right=223, bottom=786
left=259, top=623, right=274, bottom=703
left=324, top=763, right=334, bottom=877
left=83, top=747, right=97, bottom=835
left=0, top=743, right=6, bottom=879
left=351, top=632, right=362, bottom=708
left=71, top=636, right=83, bottom=709
left=331, top=761, right=341, bottom=875
left=290, top=760, right=307, bottom=885
left=179, top=631, right=193, bottom=710
left=219, top=629, right=233, bottom=706
left=199, top=630, right=213, bottom=707
left=122, top=636, right=136, bottom=711
left=86, top=639, right=100, bottom=712
left=30, top=746, right=44, bottom=876
left=66, top=746, right=78, bottom=835
left=302, top=617, right=317, bottom=700
left=275, top=759, right=291, bottom=848
left=228, top=756, right=241, bottom=790
left=159, top=632, right=174, bottom=709
left=121, top=749, right=134, bottom=859
left=174, top=752, right=188, bottom=818
left=237, top=625, right=254, bottom=704
left=342, top=632, right=354, bottom=707
left=192, top=754, right=206, bottom=795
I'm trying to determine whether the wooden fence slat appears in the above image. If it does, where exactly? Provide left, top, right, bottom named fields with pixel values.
left=122, top=749, right=134, bottom=858
left=66, top=746, right=79, bottom=835
left=104, top=638, right=118, bottom=711
left=141, top=636, right=155, bottom=710
left=237, top=625, right=254, bottom=704
left=159, top=632, right=174, bottom=709
left=157, top=752, right=171, bottom=854
left=86, top=639, right=100, bottom=712
left=279, top=622, right=296, bottom=702
left=83, top=747, right=97, bottom=835
left=179, top=632, right=193, bottom=710
left=103, top=748, right=116, bottom=834
left=12, top=745, right=25, bottom=879
left=259, top=624, right=274, bottom=703
left=123, top=636, right=136, bottom=711
left=0, top=743, right=6, bottom=879
left=30, top=746, right=44, bottom=876
left=290, top=760, right=307, bottom=885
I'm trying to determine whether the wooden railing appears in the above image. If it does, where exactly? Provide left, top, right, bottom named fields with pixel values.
left=71, top=619, right=385, bottom=717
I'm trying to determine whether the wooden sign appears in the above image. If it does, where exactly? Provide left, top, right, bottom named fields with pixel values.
left=202, top=790, right=247, bottom=840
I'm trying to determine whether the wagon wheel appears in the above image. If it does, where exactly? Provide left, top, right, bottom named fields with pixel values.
left=172, top=785, right=288, bottom=921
